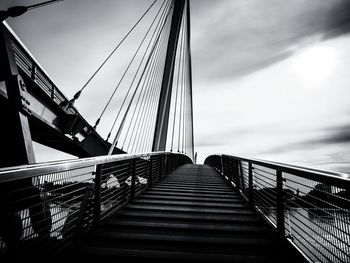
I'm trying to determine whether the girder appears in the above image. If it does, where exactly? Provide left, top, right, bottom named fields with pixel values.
left=0, top=23, right=124, bottom=167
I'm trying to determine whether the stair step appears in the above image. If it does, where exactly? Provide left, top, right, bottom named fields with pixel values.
left=133, top=198, right=245, bottom=208
left=160, top=179, right=227, bottom=184
left=145, top=190, right=237, bottom=198
left=126, top=203, right=248, bottom=213
left=76, top=247, right=274, bottom=263
left=61, top=164, right=299, bottom=263
left=103, top=219, right=271, bottom=236
left=90, top=231, right=275, bottom=248
left=155, top=184, right=230, bottom=190
left=117, top=209, right=261, bottom=223
left=139, top=194, right=242, bottom=203
left=149, top=185, right=233, bottom=193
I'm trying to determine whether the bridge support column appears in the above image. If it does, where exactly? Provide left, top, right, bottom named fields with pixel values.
left=0, top=25, right=35, bottom=167
left=152, top=0, right=186, bottom=152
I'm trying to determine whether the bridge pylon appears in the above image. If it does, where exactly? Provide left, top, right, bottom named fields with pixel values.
left=152, top=0, right=186, bottom=152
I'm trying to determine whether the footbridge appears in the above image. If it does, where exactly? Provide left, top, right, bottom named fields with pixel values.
left=0, top=0, right=349, bottom=262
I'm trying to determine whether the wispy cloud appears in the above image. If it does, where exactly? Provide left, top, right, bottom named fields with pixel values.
left=191, top=0, right=350, bottom=83
left=318, top=124, right=350, bottom=144
left=259, top=123, right=350, bottom=156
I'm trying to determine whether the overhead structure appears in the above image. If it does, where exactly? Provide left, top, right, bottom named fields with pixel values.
left=152, top=0, right=194, bottom=161
left=152, top=0, right=185, bottom=152
left=1, top=2, right=348, bottom=263
left=0, top=0, right=195, bottom=169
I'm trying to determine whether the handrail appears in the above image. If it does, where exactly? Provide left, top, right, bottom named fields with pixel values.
left=219, top=154, right=350, bottom=188
left=0, top=22, right=131, bottom=157
left=205, top=154, right=350, bottom=263
left=0, top=152, right=192, bottom=261
left=0, top=151, right=170, bottom=182
left=2, top=21, right=70, bottom=107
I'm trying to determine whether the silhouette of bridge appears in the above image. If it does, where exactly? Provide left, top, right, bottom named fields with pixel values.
left=0, top=0, right=349, bottom=262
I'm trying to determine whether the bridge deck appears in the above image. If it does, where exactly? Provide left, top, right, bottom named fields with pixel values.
left=63, top=164, right=303, bottom=263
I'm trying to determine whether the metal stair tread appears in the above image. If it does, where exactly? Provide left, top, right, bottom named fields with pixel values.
left=133, top=198, right=245, bottom=207
left=77, top=246, right=274, bottom=263
left=104, top=218, right=269, bottom=233
left=89, top=231, right=276, bottom=247
left=138, top=194, right=243, bottom=203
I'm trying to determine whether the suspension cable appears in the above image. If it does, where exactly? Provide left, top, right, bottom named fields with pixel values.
left=27, top=0, right=63, bottom=10
left=186, top=0, right=194, bottom=160
left=123, top=35, right=162, bottom=150
left=177, top=21, right=186, bottom=152
left=182, top=10, right=188, bottom=153
left=130, top=19, right=170, bottom=153
left=138, top=20, right=171, bottom=152
left=106, top=0, right=171, bottom=141
left=108, top=33, right=162, bottom=154
left=121, top=1, right=172, bottom=150
left=95, top=0, right=167, bottom=131
left=122, top=39, right=160, bottom=150
left=60, top=0, right=158, bottom=109
left=170, top=16, right=185, bottom=151
left=108, top=1, right=172, bottom=155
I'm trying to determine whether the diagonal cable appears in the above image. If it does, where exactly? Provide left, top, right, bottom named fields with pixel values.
left=60, top=0, right=158, bottom=109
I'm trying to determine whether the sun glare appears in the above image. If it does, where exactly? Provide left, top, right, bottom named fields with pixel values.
left=292, top=45, right=336, bottom=82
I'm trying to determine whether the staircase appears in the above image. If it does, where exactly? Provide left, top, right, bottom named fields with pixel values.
left=63, top=164, right=303, bottom=262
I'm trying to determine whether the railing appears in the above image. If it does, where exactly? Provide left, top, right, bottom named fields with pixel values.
left=0, top=152, right=191, bottom=261
left=3, top=22, right=70, bottom=109
left=205, top=154, right=350, bottom=263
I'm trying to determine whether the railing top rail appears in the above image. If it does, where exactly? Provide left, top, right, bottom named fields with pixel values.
left=208, top=154, right=350, bottom=188
left=3, top=22, right=50, bottom=80
left=2, top=22, right=67, bottom=100
left=0, top=151, right=179, bottom=183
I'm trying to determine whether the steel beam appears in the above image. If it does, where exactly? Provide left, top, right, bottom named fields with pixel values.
left=0, top=23, right=125, bottom=162
left=152, top=0, right=185, bottom=152
left=0, top=25, right=35, bottom=167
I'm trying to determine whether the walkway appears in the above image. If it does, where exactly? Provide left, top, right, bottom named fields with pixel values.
left=64, top=164, right=304, bottom=262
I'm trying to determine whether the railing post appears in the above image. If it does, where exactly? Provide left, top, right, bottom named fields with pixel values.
left=51, top=84, right=55, bottom=100
left=276, top=170, right=285, bottom=237
left=220, top=156, right=224, bottom=175
left=165, top=154, right=170, bottom=175
left=235, top=160, right=240, bottom=189
left=248, top=162, right=254, bottom=207
left=163, top=154, right=167, bottom=178
left=130, top=159, right=136, bottom=200
left=169, top=154, right=173, bottom=172
left=31, top=61, right=36, bottom=81
left=148, top=156, right=153, bottom=187
left=229, top=159, right=234, bottom=182
left=94, top=164, right=102, bottom=228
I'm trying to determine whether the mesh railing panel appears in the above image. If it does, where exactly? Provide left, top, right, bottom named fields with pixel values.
left=283, top=172, right=350, bottom=263
left=205, top=154, right=350, bottom=263
left=0, top=152, right=191, bottom=261
left=0, top=165, right=96, bottom=260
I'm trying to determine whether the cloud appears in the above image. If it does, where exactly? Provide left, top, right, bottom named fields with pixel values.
left=195, top=128, right=246, bottom=147
left=191, top=0, right=350, bottom=83
left=195, top=123, right=282, bottom=148
left=325, top=1, right=350, bottom=38
left=259, top=123, right=350, bottom=156
left=320, top=124, right=350, bottom=144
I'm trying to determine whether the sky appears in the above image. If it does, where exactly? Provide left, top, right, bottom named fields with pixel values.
left=1, top=0, right=350, bottom=173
